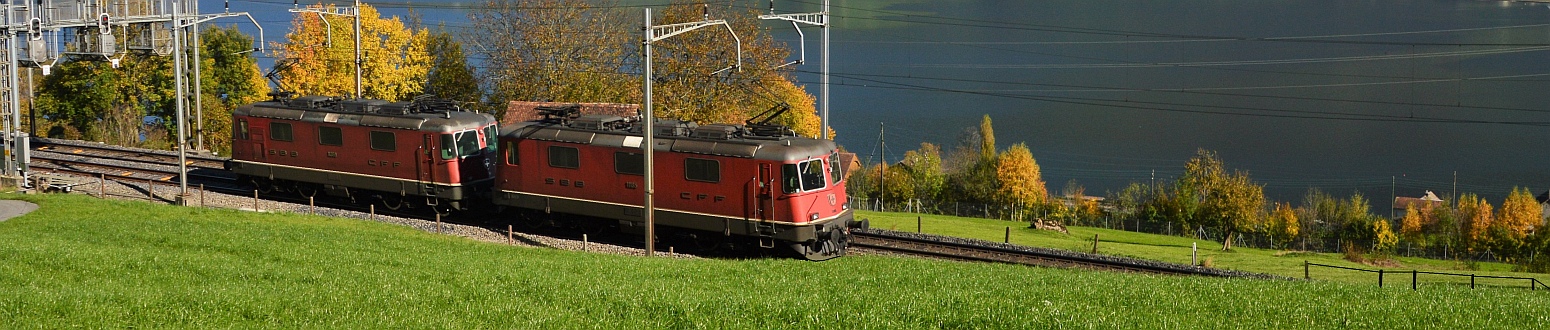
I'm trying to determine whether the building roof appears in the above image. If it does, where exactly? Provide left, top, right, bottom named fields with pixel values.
left=838, top=152, right=859, bottom=176
left=1394, top=191, right=1444, bottom=210
left=502, top=101, right=639, bottom=127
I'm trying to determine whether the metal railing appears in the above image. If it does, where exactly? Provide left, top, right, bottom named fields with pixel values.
left=1306, top=261, right=1545, bottom=291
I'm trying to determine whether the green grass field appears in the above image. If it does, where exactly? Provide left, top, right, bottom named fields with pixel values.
left=857, top=210, right=1539, bottom=287
left=1, top=193, right=1546, bottom=328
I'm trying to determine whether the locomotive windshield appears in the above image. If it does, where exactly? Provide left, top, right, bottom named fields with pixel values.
left=439, top=125, right=495, bottom=160
left=781, top=159, right=828, bottom=194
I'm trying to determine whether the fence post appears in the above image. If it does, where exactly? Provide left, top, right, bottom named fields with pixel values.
left=436, top=214, right=442, bottom=234
left=253, top=190, right=259, bottom=212
left=1412, top=270, right=1417, bottom=290
left=146, top=179, right=153, bottom=200
left=1304, top=260, right=1309, bottom=279
left=1378, top=269, right=1384, bottom=288
left=917, top=216, right=921, bottom=233
left=1004, top=227, right=1010, bottom=243
left=99, top=174, right=105, bottom=198
left=309, top=197, right=315, bottom=215
left=1092, top=234, right=1099, bottom=254
left=370, top=204, right=376, bottom=221
left=1471, top=274, right=1475, bottom=289
left=199, top=184, right=205, bottom=207
left=507, top=225, right=514, bottom=245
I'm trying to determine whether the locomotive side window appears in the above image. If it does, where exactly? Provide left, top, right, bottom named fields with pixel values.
left=269, top=122, right=293, bottom=142
left=439, top=134, right=456, bottom=160
left=685, top=158, right=720, bottom=183
left=615, top=152, right=643, bottom=175
left=505, top=141, right=519, bottom=165
left=484, top=125, right=498, bottom=153
left=319, top=126, right=343, bottom=146
left=370, top=131, right=396, bottom=151
left=236, top=120, right=248, bottom=140
left=782, top=159, right=827, bottom=194
left=549, top=146, right=579, bottom=169
left=829, top=153, right=844, bottom=184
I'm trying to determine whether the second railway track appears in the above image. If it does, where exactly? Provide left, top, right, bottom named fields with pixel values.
left=852, top=230, right=1285, bottom=279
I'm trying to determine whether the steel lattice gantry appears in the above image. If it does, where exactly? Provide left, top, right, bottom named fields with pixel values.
left=0, top=1, right=259, bottom=194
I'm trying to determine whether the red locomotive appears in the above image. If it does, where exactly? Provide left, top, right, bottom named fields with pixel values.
left=227, top=96, right=500, bottom=213
left=492, top=105, right=858, bottom=260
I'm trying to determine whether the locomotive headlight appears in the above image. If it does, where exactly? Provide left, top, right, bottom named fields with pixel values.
left=810, top=213, right=819, bottom=221
left=842, top=202, right=849, bottom=210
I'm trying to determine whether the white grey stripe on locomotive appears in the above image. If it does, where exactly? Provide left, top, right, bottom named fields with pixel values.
left=230, top=160, right=490, bottom=202
left=493, top=189, right=852, bottom=243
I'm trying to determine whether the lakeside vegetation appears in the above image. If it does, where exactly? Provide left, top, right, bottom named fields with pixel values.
left=849, top=115, right=1550, bottom=273
left=2, top=193, right=1548, bottom=328
left=856, top=210, right=1545, bottom=287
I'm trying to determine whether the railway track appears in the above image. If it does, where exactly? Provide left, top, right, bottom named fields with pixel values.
left=851, top=230, right=1282, bottom=279
left=31, top=137, right=228, bottom=170
left=25, top=138, right=244, bottom=198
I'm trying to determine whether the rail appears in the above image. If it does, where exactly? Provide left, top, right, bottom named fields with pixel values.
left=1305, top=261, right=1546, bottom=291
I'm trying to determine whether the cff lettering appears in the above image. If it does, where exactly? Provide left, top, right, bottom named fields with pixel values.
left=366, top=160, right=400, bottom=167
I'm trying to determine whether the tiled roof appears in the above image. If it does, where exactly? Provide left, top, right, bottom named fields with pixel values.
left=502, top=101, right=640, bottom=126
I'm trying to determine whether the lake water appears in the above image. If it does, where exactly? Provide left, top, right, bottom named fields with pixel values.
left=214, top=0, right=1550, bottom=205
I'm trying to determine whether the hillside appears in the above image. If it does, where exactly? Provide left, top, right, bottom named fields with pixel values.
left=0, top=194, right=1544, bottom=328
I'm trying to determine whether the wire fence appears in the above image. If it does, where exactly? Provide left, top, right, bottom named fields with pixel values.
left=1306, top=261, right=1545, bottom=291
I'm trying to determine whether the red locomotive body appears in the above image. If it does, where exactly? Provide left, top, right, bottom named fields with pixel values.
left=227, top=96, right=499, bottom=211
left=492, top=108, right=856, bottom=259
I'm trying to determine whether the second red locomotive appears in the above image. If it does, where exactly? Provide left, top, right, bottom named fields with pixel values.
left=227, top=95, right=499, bottom=213
left=492, top=105, right=857, bottom=260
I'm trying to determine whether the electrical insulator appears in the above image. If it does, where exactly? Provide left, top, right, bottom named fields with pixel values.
left=98, top=13, right=110, bottom=35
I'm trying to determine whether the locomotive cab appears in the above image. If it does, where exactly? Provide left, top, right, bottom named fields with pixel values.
left=436, top=124, right=500, bottom=186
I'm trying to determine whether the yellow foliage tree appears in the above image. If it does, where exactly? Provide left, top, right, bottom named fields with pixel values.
left=995, top=143, right=1047, bottom=208
left=1373, top=218, right=1398, bottom=254
left=1458, top=193, right=1494, bottom=252
left=651, top=1, right=823, bottom=137
left=1399, top=203, right=1425, bottom=244
left=1498, top=187, right=1542, bottom=240
left=275, top=4, right=430, bottom=101
left=1268, top=202, right=1300, bottom=250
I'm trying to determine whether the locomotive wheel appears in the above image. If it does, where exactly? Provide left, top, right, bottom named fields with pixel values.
left=689, top=233, right=725, bottom=253
left=296, top=184, right=318, bottom=199
left=380, top=195, right=406, bottom=211
left=516, top=212, right=546, bottom=230
left=251, top=178, right=275, bottom=194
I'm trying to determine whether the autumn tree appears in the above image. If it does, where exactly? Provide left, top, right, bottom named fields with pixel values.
left=900, top=142, right=945, bottom=201
left=197, top=25, right=270, bottom=156
left=1457, top=193, right=1495, bottom=252
left=945, top=116, right=1002, bottom=204
left=422, top=25, right=481, bottom=106
left=979, top=115, right=996, bottom=162
left=1400, top=203, right=1425, bottom=244
left=1268, top=202, right=1300, bottom=250
left=650, top=1, right=822, bottom=137
left=276, top=3, right=430, bottom=101
left=1372, top=218, right=1399, bottom=255
left=1177, top=149, right=1265, bottom=251
left=995, top=143, right=1047, bottom=209
left=1498, top=187, right=1542, bottom=241
left=470, top=0, right=636, bottom=110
